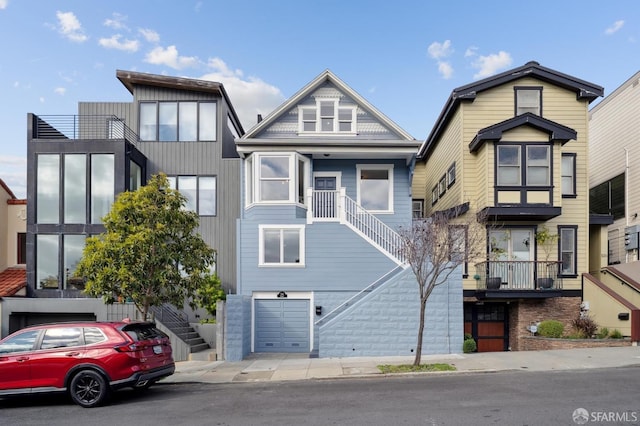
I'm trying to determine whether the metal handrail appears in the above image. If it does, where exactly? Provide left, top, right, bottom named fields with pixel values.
left=32, top=114, right=139, bottom=144
left=474, top=260, right=563, bottom=290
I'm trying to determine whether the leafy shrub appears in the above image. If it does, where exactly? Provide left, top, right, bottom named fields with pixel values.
left=464, top=333, right=473, bottom=341
left=609, top=329, right=623, bottom=339
left=596, top=327, right=610, bottom=339
left=572, top=314, right=598, bottom=338
left=537, top=320, right=564, bottom=338
left=462, top=338, right=477, bottom=353
left=565, top=331, right=586, bottom=339
left=195, top=273, right=226, bottom=319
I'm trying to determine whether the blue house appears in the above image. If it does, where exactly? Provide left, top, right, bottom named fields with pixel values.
left=225, top=70, right=463, bottom=360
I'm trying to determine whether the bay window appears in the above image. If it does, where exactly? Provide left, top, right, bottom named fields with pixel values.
left=497, top=144, right=550, bottom=187
left=246, top=153, right=310, bottom=205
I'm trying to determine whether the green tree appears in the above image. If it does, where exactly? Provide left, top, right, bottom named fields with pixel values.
left=195, top=273, right=226, bottom=322
left=75, top=173, right=215, bottom=320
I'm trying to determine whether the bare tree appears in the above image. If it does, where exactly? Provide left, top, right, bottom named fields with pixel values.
left=398, top=203, right=488, bottom=365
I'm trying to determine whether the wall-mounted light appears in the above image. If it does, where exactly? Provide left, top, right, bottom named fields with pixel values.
left=277, top=291, right=288, bottom=298
left=315, top=306, right=322, bottom=316
left=618, top=312, right=629, bottom=321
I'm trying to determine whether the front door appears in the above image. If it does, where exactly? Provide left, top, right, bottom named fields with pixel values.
left=313, top=176, right=337, bottom=219
left=490, top=229, right=534, bottom=288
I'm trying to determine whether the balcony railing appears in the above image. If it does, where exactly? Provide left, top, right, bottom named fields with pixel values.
left=307, top=188, right=406, bottom=265
left=474, top=260, right=563, bottom=291
left=32, top=114, right=139, bottom=144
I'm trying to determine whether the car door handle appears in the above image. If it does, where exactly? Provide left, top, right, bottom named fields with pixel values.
left=16, top=357, right=29, bottom=362
left=65, top=352, right=81, bottom=357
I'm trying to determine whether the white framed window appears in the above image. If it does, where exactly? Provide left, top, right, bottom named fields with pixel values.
left=259, top=225, right=305, bottom=267
left=431, top=185, right=439, bottom=205
left=298, top=99, right=356, bottom=134
left=412, top=199, right=424, bottom=219
left=356, top=164, right=394, bottom=213
left=559, top=226, right=577, bottom=276
left=246, top=153, right=310, bottom=205
left=515, top=87, right=542, bottom=116
left=439, top=174, right=447, bottom=196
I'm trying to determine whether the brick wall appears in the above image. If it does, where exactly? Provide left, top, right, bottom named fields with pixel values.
left=520, top=336, right=632, bottom=350
left=509, top=297, right=581, bottom=351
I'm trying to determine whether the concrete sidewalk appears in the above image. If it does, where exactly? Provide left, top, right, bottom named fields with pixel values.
left=162, top=346, right=640, bottom=385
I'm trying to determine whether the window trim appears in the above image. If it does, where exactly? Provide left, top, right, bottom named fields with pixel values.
left=246, top=153, right=310, bottom=206
left=356, top=164, right=394, bottom=214
left=297, top=99, right=357, bottom=135
left=561, top=153, right=577, bottom=198
left=514, top=86, right=543, bottom=116
left=139, top=101, right=217, bottom=142
left=439, top=174, right=447, bottom=197
left=447, top=162, right=456, bottom=188
left=496, top=143, right=552, bottom=188
left=558, top=225, right=578, bottom=278
left=167, top=175, right=218, bottom=216
left=431, top=185, right=439, bottom=206
left=258, top=224, right=306, bottom=267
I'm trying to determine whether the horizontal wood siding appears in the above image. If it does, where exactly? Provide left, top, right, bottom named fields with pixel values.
left=239, top=220, right=396, bottom=294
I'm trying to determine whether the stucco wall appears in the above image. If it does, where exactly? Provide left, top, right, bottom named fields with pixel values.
left=318, top=267, right=463, bottom=357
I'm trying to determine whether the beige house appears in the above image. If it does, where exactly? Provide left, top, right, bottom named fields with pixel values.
left=585, top=71, right=640, bottom=341
left=413, top=61, right=604, bottom=351
left=589, top=70, right=640, bottom=266
left=0, top=179, right=27, bottom=298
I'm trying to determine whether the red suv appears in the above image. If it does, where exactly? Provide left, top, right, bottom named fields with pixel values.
left=0, top=320, right=175, bottom=407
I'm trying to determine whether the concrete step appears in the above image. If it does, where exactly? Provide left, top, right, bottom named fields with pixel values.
left=188, top=348, right=217, bottom=361
left=189, top=342, right=211, bottom=353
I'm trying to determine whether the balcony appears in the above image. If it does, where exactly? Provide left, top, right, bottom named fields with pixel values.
left=31, top=114, right=139, bottom=144
left=473, top=260, right=563, bottom=299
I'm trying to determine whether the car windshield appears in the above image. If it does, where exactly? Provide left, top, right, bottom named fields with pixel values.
left=122, top=323, right=168, bottom=342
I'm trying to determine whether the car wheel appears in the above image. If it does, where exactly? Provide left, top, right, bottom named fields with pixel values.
left=69, top=370, right=110, bottom=408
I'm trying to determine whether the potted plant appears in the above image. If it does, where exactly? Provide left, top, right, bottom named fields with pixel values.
left=535, top=225, right=559, bottom=289
left=487, top=236, right=506, bottom=289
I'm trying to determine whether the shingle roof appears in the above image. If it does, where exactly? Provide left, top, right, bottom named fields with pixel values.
left=0, top=267, right=27, bottom=297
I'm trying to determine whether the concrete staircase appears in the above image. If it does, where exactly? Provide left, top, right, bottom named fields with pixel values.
left=151, top=304, right=211, bottom=361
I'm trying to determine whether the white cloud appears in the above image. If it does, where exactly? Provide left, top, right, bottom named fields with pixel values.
left=104, top=12, right=128, bottom=30
left=144, top=45, right=199, bottom=70
left=605, top=20, right=624, bottom=35
left=427, top=40, right=453, bottom=60
left=472, top=51, right=512, bottom=79
left=56, top=11, right=88, bottom=42
left=54, top=87, right=66, bottom=95
left=0, top=0, right=7, bottom=10
left=200, top=58, right=285, bottom=131
left=465, top=46, right=478, bottom=57
left=438, top=61, right=454, bottom=79
left=138, top=28, right=160, bottom=43
left=99, top=34, right=139, bottom=52
left=0, top=156, right=27, bottom=199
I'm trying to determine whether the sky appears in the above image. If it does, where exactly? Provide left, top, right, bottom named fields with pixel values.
left=1, top=0, right=640, bottom=199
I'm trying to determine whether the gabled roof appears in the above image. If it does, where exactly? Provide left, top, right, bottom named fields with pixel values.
left=0, top=267, right=26, bottom=297
left=468, top=113, right=577, bottom=152
left=240, top=69, right=415, bottom=141
left=418, top=61, right=604, bottom=159
left=115, top=70, right=245, bottom=135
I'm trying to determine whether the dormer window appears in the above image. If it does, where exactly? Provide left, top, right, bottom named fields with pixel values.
left=299, top=99, right=356, bottom=134
left=515, top=87, right=542, bottom=116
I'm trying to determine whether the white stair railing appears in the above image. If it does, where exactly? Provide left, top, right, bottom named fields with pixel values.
left=307, top=188, right=406, bottom=265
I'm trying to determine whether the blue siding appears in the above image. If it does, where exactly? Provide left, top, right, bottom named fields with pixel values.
left=225, top=295, right=252, bottom=361
left=239, top=220, right=396, bottom=294
left=318, top=267, right=464, bottom=357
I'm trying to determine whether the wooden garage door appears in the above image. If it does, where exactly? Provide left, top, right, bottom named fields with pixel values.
left=464, top=303, right=508, bottom=352
left=255, top=299, right=310, bottom=353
